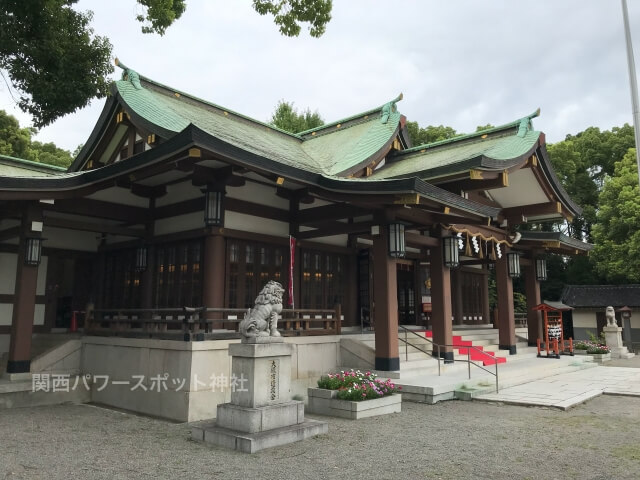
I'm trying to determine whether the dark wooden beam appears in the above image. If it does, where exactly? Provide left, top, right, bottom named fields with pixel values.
left=502, top=201, right=562, bottom=223
left=45, top=198, right=148, bottom=224
left=297, top=202, right=369, bottom=224
left=130, top=183, right=167, bottom=199
left=405, top=232, right=438, bottom=248
left=295, top=221, right=374, bottom=240
left=0, top=226, right=20, bottom=242
left=44, top=216, right=146, bottom=237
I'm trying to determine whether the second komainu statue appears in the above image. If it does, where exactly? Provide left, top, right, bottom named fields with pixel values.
left=239, top=280, right=285, bottom=339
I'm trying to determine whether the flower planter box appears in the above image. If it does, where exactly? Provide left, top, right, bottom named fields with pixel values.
left=307, top=388, right=401, bottom=420
left=574, top=349, right=588, bottom=355
left=588, top=352, right=611, bottom=363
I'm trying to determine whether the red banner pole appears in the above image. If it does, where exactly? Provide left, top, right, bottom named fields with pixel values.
left=288, top=236, right=296, bottom=309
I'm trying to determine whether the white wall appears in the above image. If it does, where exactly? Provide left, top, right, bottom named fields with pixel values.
left=227, top=182, right=289, bottom=209
left=0, top=252, right=17, bottom=294
left=225, top=211, right=289, bottom=237
left=154, top=211, right=203, bottom=236
left=0, top=253, right=48, bottom=327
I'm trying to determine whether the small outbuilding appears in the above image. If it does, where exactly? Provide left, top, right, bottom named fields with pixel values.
left=561, top=285, right=640, bottom=346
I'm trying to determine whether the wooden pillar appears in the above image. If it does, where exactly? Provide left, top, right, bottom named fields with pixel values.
left=496, top=251, right=516, bottom=354
left=430, top=229, right=454, bottom=362
left=451, top=268, right=464, bottom=325
left=524, top=263, right=542, bottom=346
left=140, top=201, right=155, bottom=312
left=7, top=205, right=42, bottom=374
left=481, top=268, right=491, bottom=325
left=372, top=224, right=399, bottom=371
left=203, top=229, right=226, bottom=329
left=345, top=234, right=359, bottom=327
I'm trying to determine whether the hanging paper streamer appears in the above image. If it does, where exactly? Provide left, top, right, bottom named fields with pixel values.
left=472, top=236, right=479, bottom=254
left=496, top=243, right=502, bottom=259
left=457, top=232, right=464, bottom=251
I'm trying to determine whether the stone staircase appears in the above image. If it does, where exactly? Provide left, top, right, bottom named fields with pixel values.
left=0, top=333, right=88, bottom=409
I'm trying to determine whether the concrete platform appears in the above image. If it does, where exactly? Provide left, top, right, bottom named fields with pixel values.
left=474, top=365, right=640, bottom=410
left=191, top=418, right=328, bottom=453
left=395, top=354, right=599, bottom=404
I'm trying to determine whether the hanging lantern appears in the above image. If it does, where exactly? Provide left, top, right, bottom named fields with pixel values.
left=507, top=251, right=521, bottom=278
left=388, top=223, right=406, bottom=258
left=535, top=258, right=547, bottom=281
left=204, top=187, right=225, bottom=226
left=443, top=236, right=459, bottom=268
left=24, top=237, right=42, bottom=266
left=135, top=245, right=148, bottom=272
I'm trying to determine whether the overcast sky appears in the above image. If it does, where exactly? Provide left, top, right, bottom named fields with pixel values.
left=1, top=1, right=640, bottom=152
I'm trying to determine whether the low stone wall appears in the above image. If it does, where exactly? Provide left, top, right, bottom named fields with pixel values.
left=81, top=334, right=348, bottom=422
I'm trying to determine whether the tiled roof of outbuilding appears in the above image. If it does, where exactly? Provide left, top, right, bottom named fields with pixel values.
left=561, top=285, right=640, bottom=308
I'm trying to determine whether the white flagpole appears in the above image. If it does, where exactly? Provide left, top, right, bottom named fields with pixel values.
left=622, top=0, right=640, bottom=188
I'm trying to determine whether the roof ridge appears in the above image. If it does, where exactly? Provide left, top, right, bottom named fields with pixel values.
left=114, top=60, right=304, bottom=141
left=299, top=93, right=403, bottom=137
left=399, top=108, right=541, bottom=155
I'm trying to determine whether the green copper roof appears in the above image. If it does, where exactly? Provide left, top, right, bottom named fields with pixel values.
left=113, top=69, right=401, bottom=177
left=0, top=154, right=66, bottom=177
left=370, top=124, right=541, bottom=181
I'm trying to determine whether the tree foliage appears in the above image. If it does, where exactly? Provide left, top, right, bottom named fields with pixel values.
left=0, top=0, right=113, bottom=127
left=252, top=0, right=332, bottom=38
left=269, top=100, right=324, bottom=133
left=591, top=148, right=640, bottom=283
left=0, top=0, right=333, bottom=127
left=0, top=109, right=73, bottom=167
left=547, top=124, right=635, bottom=241
left=405, top=122, right=458, bottom=146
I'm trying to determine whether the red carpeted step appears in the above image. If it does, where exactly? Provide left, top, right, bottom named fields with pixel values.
left=482, top=357, right=507, bottom=366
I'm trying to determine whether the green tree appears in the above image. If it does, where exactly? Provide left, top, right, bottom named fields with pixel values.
left=475, top=123, right=494, bottom=131
left=547, top=124, right=635, bottom=241
left=405, top=122, right=458, bottom=146
left=270, top=100, right=324, bottom=133
left=0, top=109, right=72, bottom=167
left=0, top=109, right=35, bottom=157
left=0, top=1, right=333, bottom=127
left=591, top=148, right=640, bottom=283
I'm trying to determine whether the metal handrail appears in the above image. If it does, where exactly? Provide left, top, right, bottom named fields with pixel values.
left=398, top=326, right=499, bottom=393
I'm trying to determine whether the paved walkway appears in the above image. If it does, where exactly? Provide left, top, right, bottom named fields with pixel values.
left=475, top=359, right=640, bottom=409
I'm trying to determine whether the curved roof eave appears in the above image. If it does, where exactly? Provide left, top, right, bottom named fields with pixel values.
left=536, top=145, right=582, bottom=217
left=68, top=94, right=120, bottom=172
left=0, top=124, right=499, bottom=219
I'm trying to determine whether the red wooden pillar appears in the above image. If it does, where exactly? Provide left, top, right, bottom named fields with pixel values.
left=496, top=250, right=516, bottom=354
left=372, top=224, right=399, bottom=371
left=430, top=230, right=454, bottom=362
left=7, top=206, right=42, bottom=374
left=524, top=263, right=542, bottom=346
left=203, top=229, right=226, bottom=329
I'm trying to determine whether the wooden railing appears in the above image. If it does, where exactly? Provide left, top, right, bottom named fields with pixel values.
left=86, top=304, right=342, bottom=340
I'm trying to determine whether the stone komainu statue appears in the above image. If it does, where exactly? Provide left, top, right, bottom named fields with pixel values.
left=239, top=281, right=285, bottom=338
left=606, top=305, right=616, bottom=326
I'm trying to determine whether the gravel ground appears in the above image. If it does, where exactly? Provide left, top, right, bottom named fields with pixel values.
left=2, top=396, right=639, bottom=480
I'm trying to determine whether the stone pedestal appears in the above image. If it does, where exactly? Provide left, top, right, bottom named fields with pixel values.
left=192, top=339, right=327, bottom=453
left=603, top=326, right=635, bottom=359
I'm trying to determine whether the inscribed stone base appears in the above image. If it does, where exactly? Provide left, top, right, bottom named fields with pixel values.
left=604, top=326, right=635, bottom=359
left=229, top=342, right=294, bottom=408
